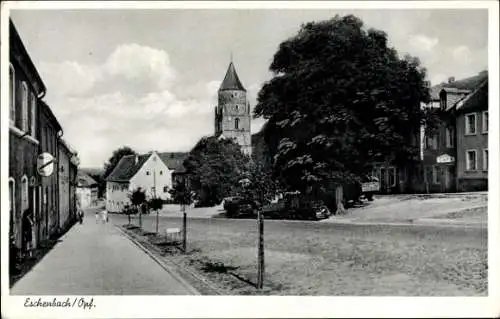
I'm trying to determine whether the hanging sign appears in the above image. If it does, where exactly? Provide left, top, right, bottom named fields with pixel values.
left=436, top=154, right=455, bottom=164
left=37, top=153, right=55, bottom=177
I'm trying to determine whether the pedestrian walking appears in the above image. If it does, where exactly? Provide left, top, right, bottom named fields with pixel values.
left=78, top=209, right=84, bottom=224
left=102, top=209, right=109, bottom=223
left=22, top=209, right=34, bottom=259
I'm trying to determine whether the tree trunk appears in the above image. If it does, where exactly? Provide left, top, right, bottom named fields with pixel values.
left=257, top=209, right=264, bottom=289
left=155, top=209, right=159, bottom=234
left=334, top=185, right=345, bottom=215
left=182, top=204, right=187, bottom=253
left=139, top=205, right=142, bottom=229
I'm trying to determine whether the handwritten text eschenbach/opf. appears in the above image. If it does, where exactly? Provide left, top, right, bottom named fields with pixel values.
left=24, top=297, right=95, bottom=310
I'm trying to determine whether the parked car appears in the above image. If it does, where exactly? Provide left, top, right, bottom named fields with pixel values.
left=224, top=196, right=256, bottom=218
left=360, top=175, right=380, bottom=201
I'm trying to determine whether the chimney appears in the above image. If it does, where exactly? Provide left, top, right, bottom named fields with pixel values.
left=135, top=155, right=139, bottom=165
left=448, top=77, right=455, bottom=84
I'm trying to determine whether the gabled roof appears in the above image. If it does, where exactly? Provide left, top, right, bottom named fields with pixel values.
left=219, top=62, right=246, bottom=92
left=105, top=152, right=189, bottom=182
left=77, top=172, right=98, bottom=188
left=105, top=154, right=150, bottom=182
left=430, top=71, right=488, bottom=100
left=456, top=79, right=488, bottom=112
left=158, top=152, right=188, bottom=173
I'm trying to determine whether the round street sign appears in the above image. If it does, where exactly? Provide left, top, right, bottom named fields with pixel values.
left=37, top=152, right=55, bottom=177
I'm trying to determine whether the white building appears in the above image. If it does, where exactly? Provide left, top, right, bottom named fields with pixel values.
left=76, top=172, right=98, bottom=209
left=105, top=151, right=187, bottom=213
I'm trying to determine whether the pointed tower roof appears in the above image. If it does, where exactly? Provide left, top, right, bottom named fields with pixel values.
left=219, top=62, right=246, bottom=92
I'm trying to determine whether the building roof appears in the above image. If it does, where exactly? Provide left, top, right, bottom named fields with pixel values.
left=106, top=152, right=188, bottom=182
left=105, top=154, right=150, bottom=182
left=456, top=79, right=488, bottom=112
left=219, top=62, right=246, bottom=92
left=158, top=152, right=188, bottom=173
left=77, top=172, right=98, bottom=187
left=430, top=71, right=488, bottom=100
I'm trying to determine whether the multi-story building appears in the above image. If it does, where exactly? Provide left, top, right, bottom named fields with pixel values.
left=58, top=139, right=80, bottom=231
left=214, top=61, right=252, bottom=155
left=421, top=71, right=488, bottom=193
left=9, top=20, right=47, bottom=251
left=39, top=100, right=62, bottom=240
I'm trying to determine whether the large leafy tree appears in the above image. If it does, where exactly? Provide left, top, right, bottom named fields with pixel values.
left=103, top=146, right=137, bottom=179
left=254, top=15, right=433, bottom=196
left=184, top=136, right=250, bottom=207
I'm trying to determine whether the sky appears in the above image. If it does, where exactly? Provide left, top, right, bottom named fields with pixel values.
left=10, top=8, right=488, bottom=168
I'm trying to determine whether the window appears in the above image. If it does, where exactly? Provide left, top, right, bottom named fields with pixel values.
left=482, top=111, right=488, bottom=134
left=21, top=82, right=29, bottom=131
left=160, top=171, right=163, bottom=175
left=465, top=113, right=477, bottom=135
left=388, top=167, right=397, bottom=187
left=483, top=149, right=488, bottom=171
left=9, top=64, right=15, bottom=124
left=445, top=127, right=455, bottom=148
left=163, top=186, right=169, bottom=193
left=9, top=178, right=15, bottom=234
left=146, top=171, right=150, bottom=175
left=21, top=176, right=29, bottom=215
left=466, top=150, right=477, bottom=171
left=235, top=118, right=239, bottom=130
left=425, top=134, right=438, bottom=149
left=29, top=92, right=36, bottom=136
left=432, top=166, right=439, bottom=184
left=440, top=92, right=447, bottom=110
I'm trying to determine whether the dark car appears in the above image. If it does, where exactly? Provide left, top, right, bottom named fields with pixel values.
left=224, top=196, right=256, bottom=218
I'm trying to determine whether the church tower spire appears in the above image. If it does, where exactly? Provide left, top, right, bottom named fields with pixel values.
left=214, top=60, right=251, bottom=156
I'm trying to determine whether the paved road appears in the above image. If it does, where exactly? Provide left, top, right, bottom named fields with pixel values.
left=11, top=207, right=196, bottom=295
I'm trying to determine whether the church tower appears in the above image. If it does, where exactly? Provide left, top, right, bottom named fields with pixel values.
left=214, top=61, right=252, bottom=155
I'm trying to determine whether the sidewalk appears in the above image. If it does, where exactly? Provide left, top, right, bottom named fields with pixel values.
left=10, top=208, right=198, bottom=295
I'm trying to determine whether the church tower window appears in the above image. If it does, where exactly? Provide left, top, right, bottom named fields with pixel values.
left=235, top=118, right=240, bottom=130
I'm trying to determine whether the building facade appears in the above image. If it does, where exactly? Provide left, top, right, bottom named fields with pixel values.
left=214, top=61, right=252, bottom=155
left=421, top=71, right=488, bottom=193
left=454, top=79, right=488, bottom=191
left=105, top=152, right=187, bottom=212
left=58, top=139, right=79, bottom=231
left=39, top=100, right=62, bottom=240
left=76, top=172, right=98, bottom=209
left=9, top=20, right=47, bottom=251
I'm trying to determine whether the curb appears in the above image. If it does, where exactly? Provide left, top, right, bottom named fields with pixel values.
left=115, top=226, right=201, bottom=295
left=321, top=219, right=487, bottom=229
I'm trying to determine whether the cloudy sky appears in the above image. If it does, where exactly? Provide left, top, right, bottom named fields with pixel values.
left=10, top=8, right=488, bottom=168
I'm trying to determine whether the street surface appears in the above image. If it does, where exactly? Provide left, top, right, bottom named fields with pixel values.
left=115, top=213, right=487, bottom=295
left=10, top=207, right=196, bottom=295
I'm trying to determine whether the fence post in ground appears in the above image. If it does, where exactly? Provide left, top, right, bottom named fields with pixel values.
left=182, top=203, right=187, bottom=253
left=257, top=208, right=264, bottom=289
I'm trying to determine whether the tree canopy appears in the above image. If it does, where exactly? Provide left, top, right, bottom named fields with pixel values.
left=254, top=15, right=433, bottom=195
left=184, top=136, right=250, bottom=207
left=103, top=146, right=137, bottom=178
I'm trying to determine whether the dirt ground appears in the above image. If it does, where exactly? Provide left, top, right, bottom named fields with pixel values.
left=117, top=214, right=487, bottom=296
left=325, top=192, right=488, bottom=224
